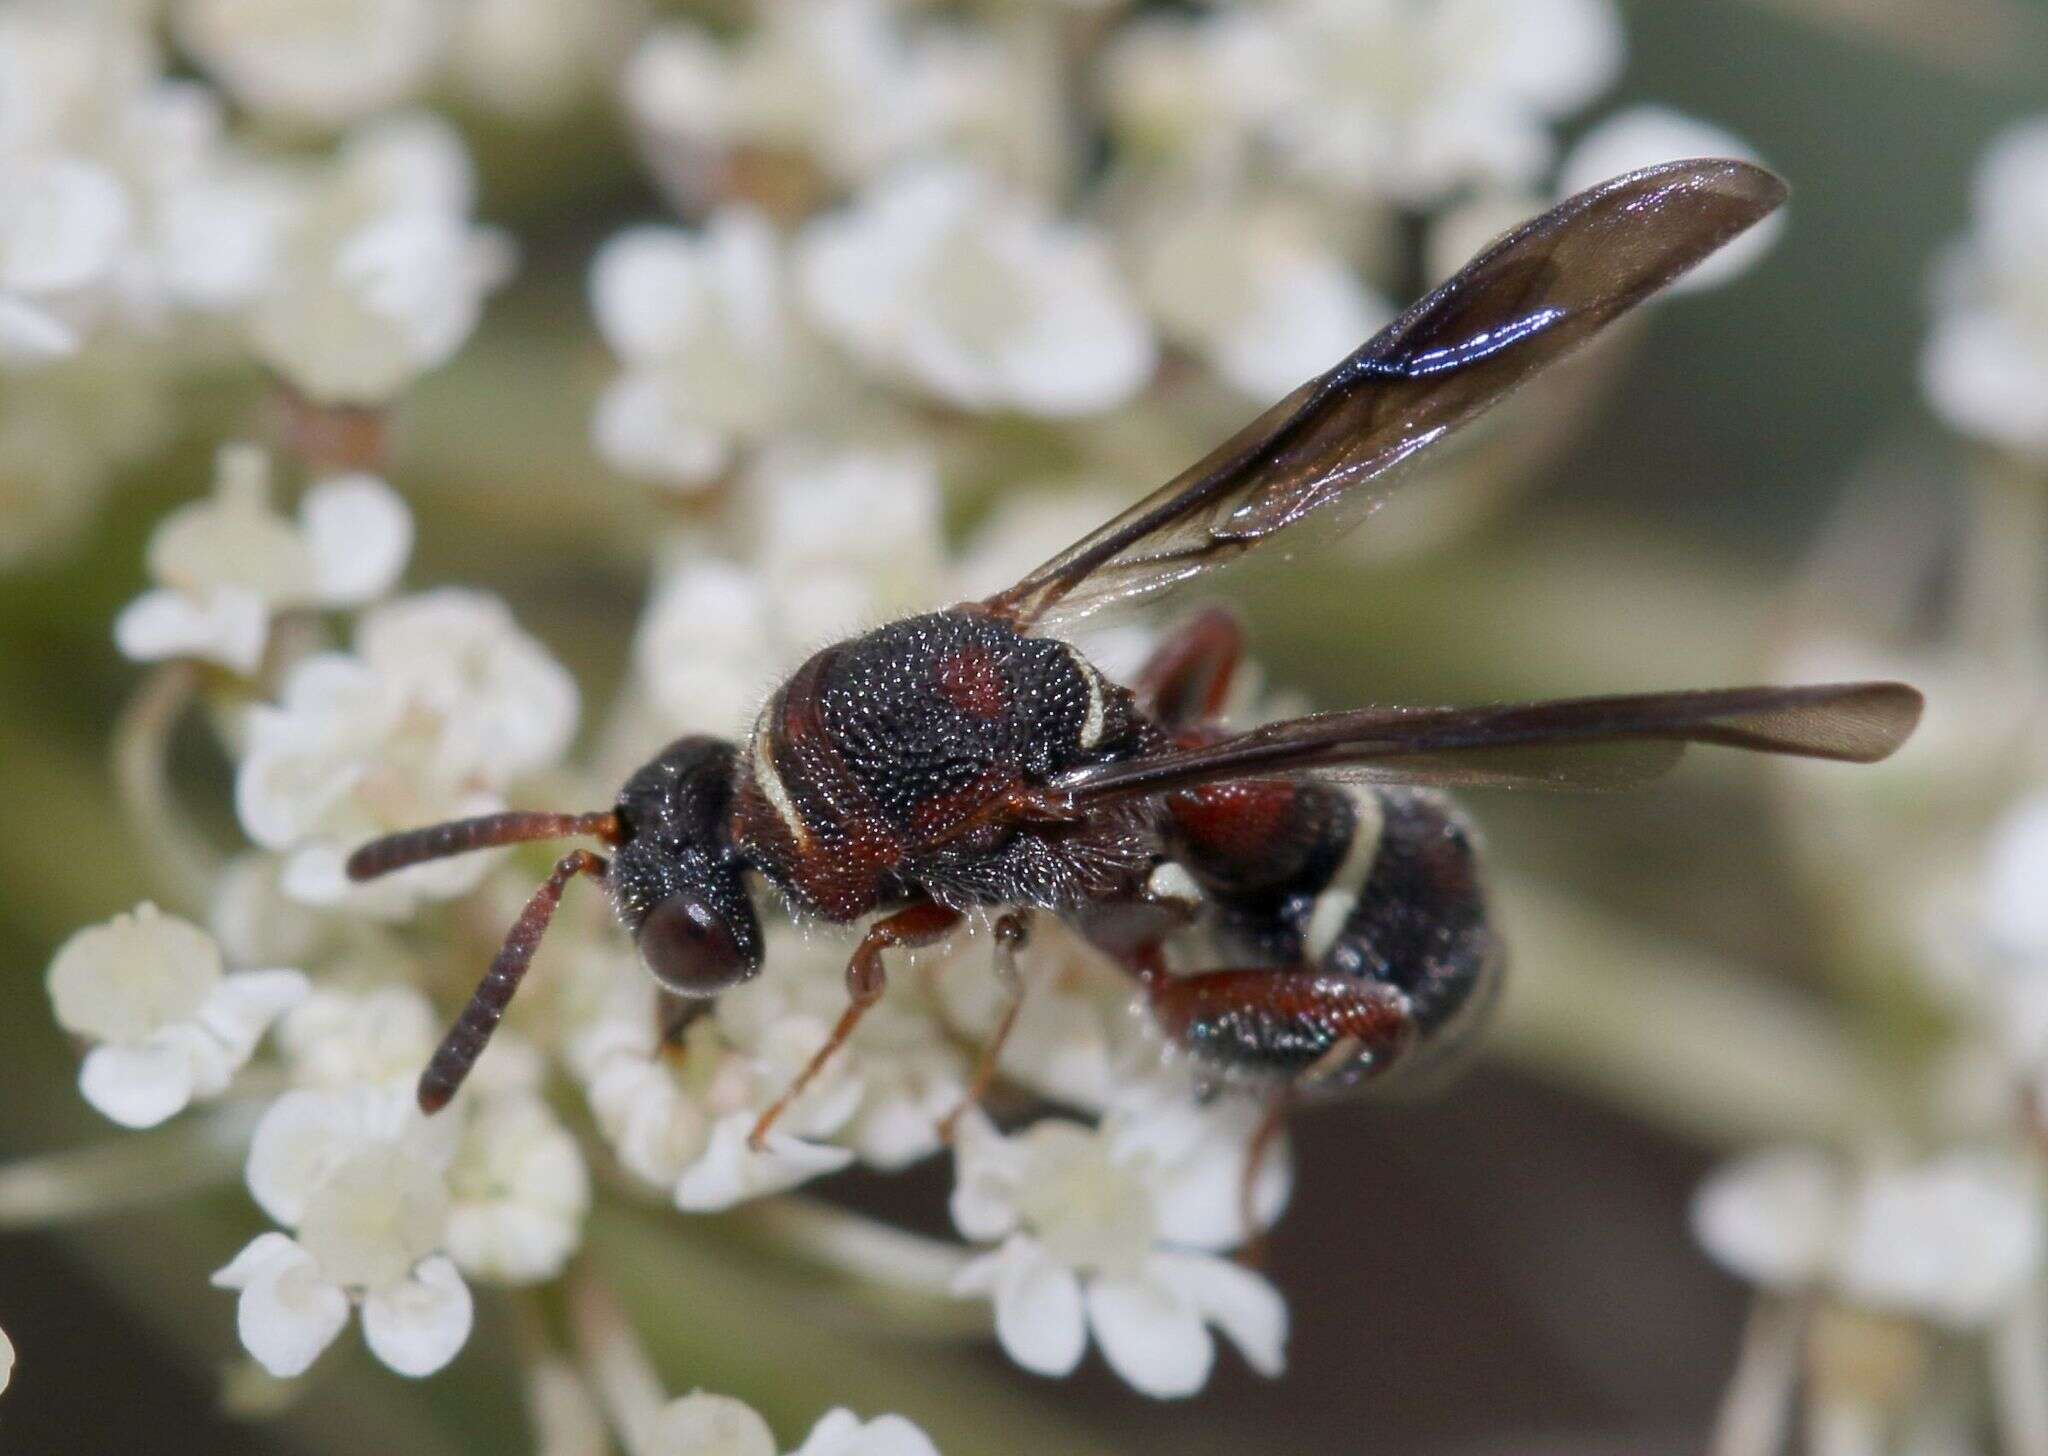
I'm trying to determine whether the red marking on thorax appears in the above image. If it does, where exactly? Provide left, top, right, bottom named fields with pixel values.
left=935, top=647, right=1009, bottom=719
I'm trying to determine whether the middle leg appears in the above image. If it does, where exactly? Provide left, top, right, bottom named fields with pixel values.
left=748, top=900, right=962, bottom=1149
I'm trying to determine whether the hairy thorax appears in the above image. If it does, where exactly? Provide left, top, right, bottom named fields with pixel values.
left=730, top=609, right=1160, bottom=921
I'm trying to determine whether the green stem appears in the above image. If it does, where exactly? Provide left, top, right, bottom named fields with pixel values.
left=0, top=1098, right=257, bottom=1229
left=110, top=661, right=220, bottom=916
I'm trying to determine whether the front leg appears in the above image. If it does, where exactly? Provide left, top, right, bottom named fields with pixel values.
left=747, top=900, right=962, bottom=1150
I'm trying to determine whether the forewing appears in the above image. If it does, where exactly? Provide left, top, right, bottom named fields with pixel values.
left=1050, top=683, right=1923, bottom=801
left=984, top=158, right=1788, bottom=630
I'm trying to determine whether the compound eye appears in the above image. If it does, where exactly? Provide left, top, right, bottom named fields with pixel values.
left=638, top=890, right=754, bottom=996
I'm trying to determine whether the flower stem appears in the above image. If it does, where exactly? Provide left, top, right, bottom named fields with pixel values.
left=1992, top=1286, right=2048, bottom=1456
left=566, top=1269, right=668, bottom=1456
left=1709, top=1293, right=1807, bottom=1456
left=110, top=660, right=220, bottom=916
left=750, top=1195, right=970, bottom=1300
left=0, top=1098, right=258, bottom=1229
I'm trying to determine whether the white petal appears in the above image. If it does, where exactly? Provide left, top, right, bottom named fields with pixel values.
left=0, top=1320, right=12, bottom=1395
left=361, top=1256, right=474, bottom=1377
left=0, top=292, right=80, bottom=361
left=946, top=1106, right=1022, bottom=1242
left=1835, top=1154, right=2043, bottom=1328
left=954, top=1236, right=1085, bottom=1378
left=302, top=475, right=414, bottom=604
left=212, top=1234, right=349, bottom=1379
left=114, top=584, right=273, bottom=673
left=1148, top=1251, right=1287, bottom=1378
left=246, top=1086, right=372, bottom=1225
left=78, top=1039, right=198, bottom=1129
left=1086, top=1272, right=1214, bottom=1399
left=672, top=1115, right=853, bottom=1212
left=1691, top=1146, right=1842, bottom=1289
left=200, top=969, right=311, bottom=1063
left=644, top=1391, right=777, bottom=1456
left=592, top=371, right=731, bottom=488
left=794, top=1409, right=941, bottom=1456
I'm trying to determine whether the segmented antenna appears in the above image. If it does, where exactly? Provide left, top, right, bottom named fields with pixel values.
left=417, top=848, right=608, bottom=1113
left=345, top=810, right=620, bottom=881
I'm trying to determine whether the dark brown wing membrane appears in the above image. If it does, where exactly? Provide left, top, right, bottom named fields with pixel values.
left=1049, top=683, right=1923, bottom=802
left=984, top=159, right=1788, bottom=630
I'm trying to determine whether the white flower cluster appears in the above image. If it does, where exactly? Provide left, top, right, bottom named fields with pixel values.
left=1923, top=117, right=2048, bottom=457
left=596, top=0, right=1772, bottom=510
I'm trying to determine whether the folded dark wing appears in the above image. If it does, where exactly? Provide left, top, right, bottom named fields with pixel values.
left=983, top=158, right=1788, bottom=631
left=1050, top=682, right=1923, bottom=801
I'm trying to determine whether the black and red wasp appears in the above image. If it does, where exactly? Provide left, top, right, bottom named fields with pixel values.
left=347, top=160, right=1922, bottom=1191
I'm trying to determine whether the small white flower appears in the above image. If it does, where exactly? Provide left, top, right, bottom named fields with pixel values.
left=447, top=0, right=632, bottom=123
left=444, top=1091, right=590, bottom=1284
left=569, top=945, right=866, bottom=1211
left=1264, top=0, right=1624, bottom=205
left=250, top=114, right=510, bottom=406
left=590, top=212, right=806, bottom=491
left=1696, top=1146, right=2044, bottom=1329
left=1130, top=187, right=1387, bottom=400
left=623, top=3, right=951, bottom=197
left=1984, top=791, right=2048, bottom=960
left=0, top=153, right=131, bottom=362
left=1101, top=12, right=1290, bottom=169
left=1692, top=1145, right=1844, bottom=1289
left=1835, top=1153, right=2042, bottom=1328
left=644, top=1392, right=940, bottom=1456
left=1560, top=106, right=1782, bottom=292
left=277, top=982, right=440, bottom=1090
left=47, top=903, right=306, bottom=1129
left=948, top=1098, right=1289, bottom=1398
left=632, top=444, right=947, bottom=736
left=1922, top=117, right=2048, bottom=456
left=115, top=444, right=412, bottom=673
left=1, top=1320, right=14, bottom=1397
left=235, top=588, right=577, bottom=916
left=174, top=0, right=448, bottom=128
left=797, top=162, right=1156, bottom=417
left=219, top=1083, right=472, bottom=1377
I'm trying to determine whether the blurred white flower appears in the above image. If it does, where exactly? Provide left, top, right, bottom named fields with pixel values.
left=1923, top=117, right=2048, bottom=457
left=235, top=588, right=578, bottom=915
left=174, top=0, right=447, bottom=128
left=0, top=1320, right=11, bottom=1397
left=1984, top=791, right=2048, bottom=961
left=634, top=444, right=946, bottom=735
left=46, top=903, right=306, bottom=1129
left=948, top=1098, right=1288, bottom=1398
left=1560, top=106, right=1781, bottom=292
left=645, top=1392, right=941, bottom=1456
left=797, top=162, right=1155, bottom=416
left=1131, top=187, right=1386, bottom=400
left=251, top=114, right=511, bottom=405
left=219, top=1083, right=471, bottom=1377
left=1264, top=0, right=1624, bottom=205
left=590, top=212, right=807, bottom=491
left=623, top=2, right=951, bottom=198
left=1695, top=1146, right=2043, bottom=1329
left=448, top=0, right=632, bottom=123
left=114, top=444, right=412, bottom=673
left=444, top=1090, right=591, bottom=1284
left=1100, top=11, right=1291, bottom=169
left=1692, top=1144, right=1845, bottom=1288
left=0, top=154, right=130, bottom=361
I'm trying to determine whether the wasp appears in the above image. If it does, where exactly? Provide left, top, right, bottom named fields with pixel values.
left=348, top=160, right=1920, bottom=1186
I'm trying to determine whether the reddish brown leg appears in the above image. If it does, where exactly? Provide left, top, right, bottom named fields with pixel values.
left=748, top=901, right=963, bottom=1150
left=937, top=912, right=1032, bottom=1143
left=419, top=848, right=608, bottom=1113
left=1137, top=606, right=1245, bottom=728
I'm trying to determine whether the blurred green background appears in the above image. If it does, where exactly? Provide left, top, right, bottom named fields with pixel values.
left=2, top=3, right=2044, bottom=1452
